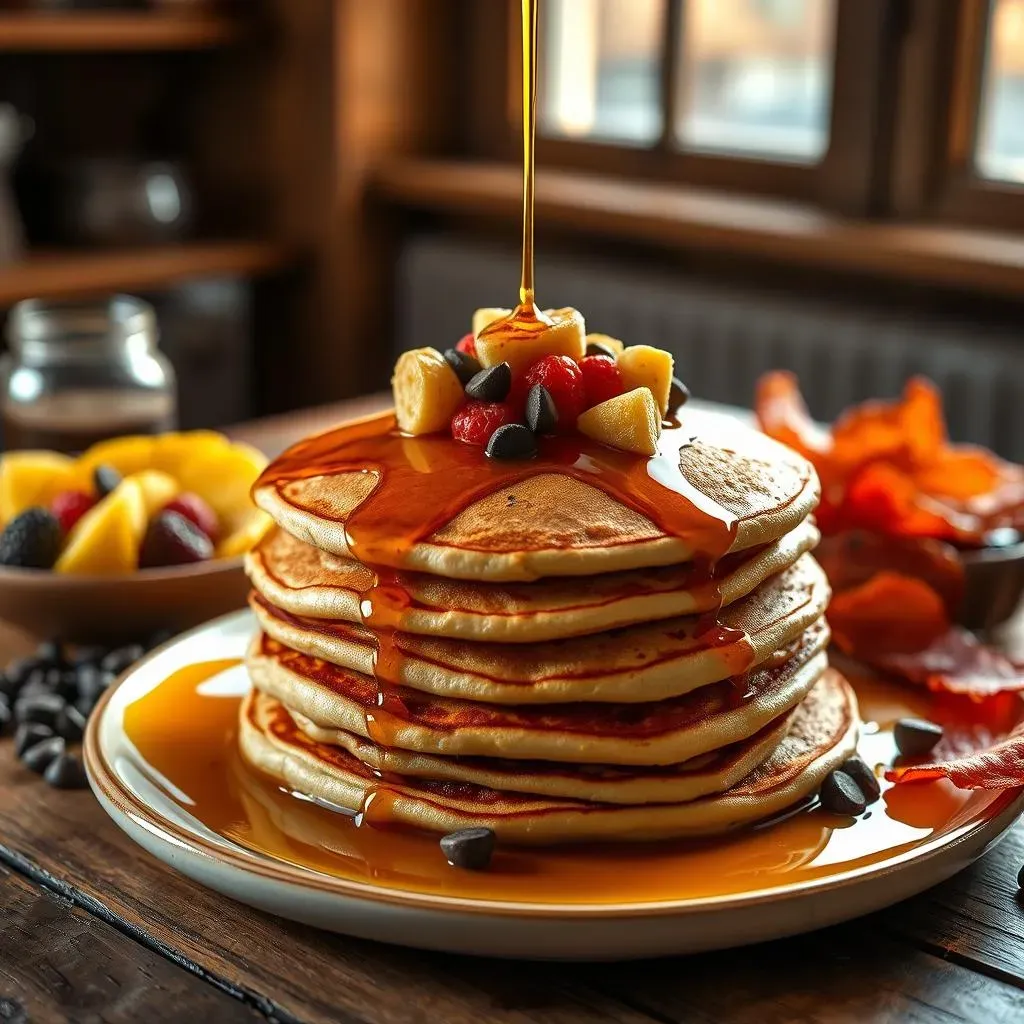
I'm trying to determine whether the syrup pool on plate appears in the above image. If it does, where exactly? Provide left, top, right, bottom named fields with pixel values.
left=121, top=657, right=1019, bottom=905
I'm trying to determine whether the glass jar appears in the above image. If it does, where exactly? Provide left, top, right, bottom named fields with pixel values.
left=0, top=295, right=177, bottom=453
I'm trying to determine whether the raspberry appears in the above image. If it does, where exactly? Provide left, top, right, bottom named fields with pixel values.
left=50, top=490, right=96, bottom=535
left=523, top=355, right=585, bottom=430
left=163, top=493, right=219, bottom=543
left=455, top=333, right=478, bottom=359
left=579, top=355, right=625, bottom=408
left=451, top=401, right=518, bottom=446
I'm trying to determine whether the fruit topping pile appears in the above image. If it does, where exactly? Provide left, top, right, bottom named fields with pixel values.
left=392, top=306, right=689, bottom=459
left=0, top=432, right=271, bottom=573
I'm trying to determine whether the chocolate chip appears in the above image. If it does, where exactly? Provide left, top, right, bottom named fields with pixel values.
left=894, top=718, right=943, bottom=757
left=586, top=341, right=618, bottom=359
left=819, top=769, right=867, bottom=816
left=842, top=756, right=881, bottom=803
left=55, top=703, right=88, bottom=742
left=667, top=377, right=690, bottom=416
left=76, top=664, right=112, bottom=704
left=5, top=657, right=37, bottom=691
left=35, top=639, right=64, bottom=668
left=440, top=827, right=496, bottom=870
left=485, top=423, right=537, bottom=461
left=44, top=752, right=88, bottom=790
left=21, top=735, right=64, bottom=775
left=75, top=694, right=98, bottom=718
left=14, top=722, right=53, bottom=758
left=70, top=645, right=107, bottom=668
left=93, top=464, right=122, bottom=498
left=443, top=348, right=483, bottom=385
left=0, top=696, right=10, bottom=735
left=525, top=384, right=559, bottom=435
left=14, top=692, right=65, bottom=728
left=100, top=645, right=145, bottom=676
left=465, top=362, right=512, bottom=402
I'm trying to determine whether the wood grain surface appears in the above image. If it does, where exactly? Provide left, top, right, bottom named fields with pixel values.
left=0, top=399, right=1022, bottom=1024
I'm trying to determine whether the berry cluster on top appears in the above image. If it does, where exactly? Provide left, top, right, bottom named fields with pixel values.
left=391, top=307, right=688, bottom=460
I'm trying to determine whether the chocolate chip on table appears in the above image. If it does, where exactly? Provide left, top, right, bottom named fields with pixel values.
left=14, top=692, right=65, bottom=728
left=21, top=735, right=65, bottom=775
left=819, top=769, right=867, bottom=816
left=70, top=645, right=107, bottom=669
left=100, top=644, right=145, bottom=676
left=465, top=362, right=512, bottom=403
left=55, top=703, right=88, bottom=742
left=485, top=423, right=538, bottom=461
left=443, top=348, right=483, bottom=386
left=0, top=508, right=63, bottom=569
left=0, top=696, right=11, bottom=735
left=14, top=722, right=53, bottom=758
left=667, top=377, right=690, bottom=417
left=43, top=751, right=88, bottom=790
left=93, top=463, right=122, bottom=498
left=586, top=340, right=618, bottom=359
left=894, top=718, right=943, bottom=758
left=525, top=384, right=558, bottom=435
left=76, top=664, right=112, bottom=705
left=440, top=827, right=496, bottom=870
left=35, top=639, right=64, bottom=668
left=841, top=755, right=881, bottom=803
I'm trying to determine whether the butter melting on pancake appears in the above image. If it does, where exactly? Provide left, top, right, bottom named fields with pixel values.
left=246, top=519, right=819, bottom=644
left=253, top=409, right=820, bottom=581
left=238, top=670, right=858, bottom=844
left=250, top=554, right=830, bottom=705
left=245, top=620, right=829, bottom=766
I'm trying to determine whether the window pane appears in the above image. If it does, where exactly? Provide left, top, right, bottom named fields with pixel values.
left=675, top=0, right=835, bottom=162
left=540, top=0, right=665, bottom=145
left=976, top=0, right=1024, bottom=183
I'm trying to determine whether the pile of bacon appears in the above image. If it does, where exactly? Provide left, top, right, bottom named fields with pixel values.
left=756, top=372, right=1024, bottom=790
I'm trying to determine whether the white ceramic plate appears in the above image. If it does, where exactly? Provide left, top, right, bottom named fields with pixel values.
left=85, top=610, right=1024, bottom=960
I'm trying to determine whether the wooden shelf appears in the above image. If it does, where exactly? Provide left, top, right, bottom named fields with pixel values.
left=0, top=242, right=291, bottom=307
left=0, top=12, right=243, bottom=52
left=374, top=159, right=1024, bottom=299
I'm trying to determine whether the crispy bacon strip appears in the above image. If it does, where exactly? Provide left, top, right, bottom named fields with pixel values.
left=885, top=721, right=1024, bottom=788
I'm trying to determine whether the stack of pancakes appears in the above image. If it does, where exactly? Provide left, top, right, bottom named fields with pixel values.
left=241, top=411, right=859, bottom=844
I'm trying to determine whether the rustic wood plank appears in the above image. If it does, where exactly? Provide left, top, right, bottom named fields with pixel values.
left=588, top=924, right=1024, bottom=1024
left=0, top=861, right=260, bottom=1024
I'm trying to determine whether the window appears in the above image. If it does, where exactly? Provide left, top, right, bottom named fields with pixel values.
left=675, top=0, right=835, bottom=162
left=975, top=0, right=1024, bottom=183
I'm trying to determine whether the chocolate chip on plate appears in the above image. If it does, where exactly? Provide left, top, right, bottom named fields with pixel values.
left=525, top=384, right=558, bottom=436
left=100, top=645, right=145, bottom=676
left=44, top=751, right=88, bottom=790
left=894, top=718, right=943, bottom=757
left=841, top=755, right=881, bottom=803
left=819, top=769, right=867, bottom=816
left=486, top=423, right=537, bottom=461
left=440, top=827, right=496, bottom=870
left=465, top=362, right=512, bottom=403
left=14, top=722, right=53, bottom=758
left=667, top=377, right=690, bottom=417
left=443, top=348, right=483, bottom=386
left=14, top=692, right=65, bottom=728
left=21, top=735, right=65, bottom=775
left=586, top=340, right=618, bottom=359
left=93, top=463, right=122, bottom=498
left=55, top=703, right=88, bottom=742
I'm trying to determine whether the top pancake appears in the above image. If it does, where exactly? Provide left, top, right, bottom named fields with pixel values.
left=253, top=409, right=820, bottom=581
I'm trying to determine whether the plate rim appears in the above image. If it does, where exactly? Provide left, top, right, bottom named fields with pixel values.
left=84, top=608, right=1024, bottom=922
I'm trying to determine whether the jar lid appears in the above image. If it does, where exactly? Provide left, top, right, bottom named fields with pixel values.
left=7, top=295, right=157, bottom=350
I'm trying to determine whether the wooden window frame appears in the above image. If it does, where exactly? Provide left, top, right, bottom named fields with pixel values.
left=466, top=0, right=902, bottom=216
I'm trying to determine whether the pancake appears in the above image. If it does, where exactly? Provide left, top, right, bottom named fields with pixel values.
left=253, top=409, right=820, bottom=581
left=245, top=622, right=829, bottom=766
left=250, top=554, right=831, bottom=705
left=284, top=709, right=795, bottom=805
left=245, top=519, right=819, bottom=643
left=238, top=669, right=859, bottom=843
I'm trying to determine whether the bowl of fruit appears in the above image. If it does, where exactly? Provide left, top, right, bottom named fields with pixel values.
left=0, top=431, right=271, bottom=642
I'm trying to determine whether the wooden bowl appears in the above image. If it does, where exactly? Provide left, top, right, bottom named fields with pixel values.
left=958, top=536, right=1024, bottom=633
left=0, top=558, right=250, bottom=643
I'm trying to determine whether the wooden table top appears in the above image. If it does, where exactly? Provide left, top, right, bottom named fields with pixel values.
left=2, top=396, right=1023, bottom=1024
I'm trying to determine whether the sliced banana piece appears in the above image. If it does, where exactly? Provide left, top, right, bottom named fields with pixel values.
left=616, top=345, right=674, bottom=416
left=475, top=307, right=587, bottom=375
left=577, top=388, right=661, bottom=456
left=472, top=308, right=512, bottom=338
left=392, top=348, right=465, bottom=435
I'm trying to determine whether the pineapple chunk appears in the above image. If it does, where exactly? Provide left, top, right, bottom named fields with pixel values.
left=586, top=333, right=625, bottom=357
left=475, top=307, right=586, bottom=376
left=616, top=345, right=674, bottom=416
left=392, top=348, right=465, bottom=435
left=472, top=307, right=512, bottom=338
left=0, top=451, right=83, bottom=523
left=56, top=477, right=148, bottom=575
left=127, top=469, right=179, bottom=517
left=577, top=388, right=661, bottom=457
